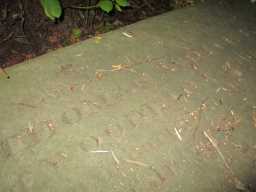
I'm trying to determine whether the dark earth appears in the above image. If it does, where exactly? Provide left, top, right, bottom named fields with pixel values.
left=0, top=0, right=195, bottom=69
left=0, top=0, right=250, bottom=69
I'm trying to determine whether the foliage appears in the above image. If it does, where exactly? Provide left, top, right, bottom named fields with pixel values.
left=40, top=0, right=129, bottom=21
left=71, top=28, right=82, bottom=39
left=40, top=0, right=62, bottom=21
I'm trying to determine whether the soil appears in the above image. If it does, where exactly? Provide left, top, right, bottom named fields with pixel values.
left=0, top=0, right=182, bottom=69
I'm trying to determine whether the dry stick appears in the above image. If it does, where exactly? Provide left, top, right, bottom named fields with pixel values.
left=125, top=159, right=149, bottom=167
left=203, top=131, right=248, bottom=191
left=89, top=150, right=120, bottom=165
left=193, top=97, right=208, bottom=140
left=67, top=4, right=98, bottom=10
left=89, top=150, right=109, bottom=153
left=111, top=150, right=120, bottom=165
left=203, top=131, right=230, bottom=169
left=174, top=127, right=182, bottom=141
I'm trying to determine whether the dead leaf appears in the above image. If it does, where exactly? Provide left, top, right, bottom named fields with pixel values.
left=95, top=71, right=104, bottom=80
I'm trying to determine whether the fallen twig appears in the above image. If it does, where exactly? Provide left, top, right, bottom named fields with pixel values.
left=111, top=150, right=120, bottom=165
left=89, top=150, right=120, bottom=165
left=125, top=159, right=149, bottom=167
left=203, top=131, right=248, bottom=191
left=174, top=127, right=182, bottom=141
left=96, top=64, right=133, bottom=73
left=89, top=150, right=109, bottom=153
left=122, top=32, right=133, bottom=38
left=203, top=131, right=230, bottom=169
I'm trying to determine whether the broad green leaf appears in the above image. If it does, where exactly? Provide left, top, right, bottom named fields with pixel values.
left=40, top=0, right=62, bottom=20
left=116, top=0, right=129, bottom=7
left=97, top=0, right=113, bottom=13
left=115, top=4, right=122, bottom=12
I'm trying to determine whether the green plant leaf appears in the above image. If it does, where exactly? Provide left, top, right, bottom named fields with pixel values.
left=115, top=4, right=122, bottom=11
left=97, top=0, right=113, bottom=13
left=71, top=28, right=82, bottom=38
left=40, top=0, right=62, bottom=20
left=115, top=0, right=129, bottom=7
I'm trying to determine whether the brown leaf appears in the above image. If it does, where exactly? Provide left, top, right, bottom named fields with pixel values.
left=95, top=71, right=104, bottom=80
